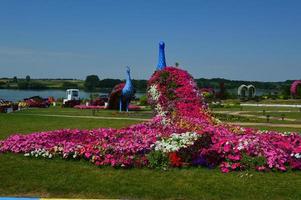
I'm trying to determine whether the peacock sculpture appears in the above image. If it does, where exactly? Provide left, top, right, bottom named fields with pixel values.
left=107, top=66, right=135, bottom=112
left=157, top=41, right=167, bottom=70
left=120, top=66, right=135, bottom=112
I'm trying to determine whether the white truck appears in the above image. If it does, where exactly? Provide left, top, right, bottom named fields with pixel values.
left=63, top=89, right=80, bottom=105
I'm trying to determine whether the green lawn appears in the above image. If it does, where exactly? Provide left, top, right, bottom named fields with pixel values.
left=1, top=107, right=301, bottom=199
left=244, top=111, right=301, bottom=120
left=212, top=105, right=301, bottom=112
left=0, top=112, right=139, bottom=139
left=221, top=99, right=301, bottom=105
left=244, top=126, right=301, bottom=133
left=13, top=106, right=153, bottom=119
left=1, top=153, right=301, bottom=200
left=211, top=105, right=301, bottom=126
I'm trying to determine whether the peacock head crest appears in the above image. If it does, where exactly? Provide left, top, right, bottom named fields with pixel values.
left=157, top=41, right=167, bottom=71
left=126, top=66, right=130, bottom=75
left=159, top=41, right=165, bottom=49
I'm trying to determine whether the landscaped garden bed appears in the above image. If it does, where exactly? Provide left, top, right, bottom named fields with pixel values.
left=1, top=67, right=301, bottom=174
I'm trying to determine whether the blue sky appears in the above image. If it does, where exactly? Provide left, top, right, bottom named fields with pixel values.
left=0, top=0, right=300, bottom=81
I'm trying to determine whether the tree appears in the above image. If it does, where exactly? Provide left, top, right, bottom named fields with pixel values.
left=132, top=79, right=147, bottom=91
left=84, top=75, right=100, bottom=91
left=13, top=76, right=18, bottom=83
left=99, top=79, right=122, bottom=89
left=26, top=75, right=31, bottom=82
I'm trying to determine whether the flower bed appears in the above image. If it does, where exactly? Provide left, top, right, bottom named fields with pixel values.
left=1, top=67, right=301, bottom=172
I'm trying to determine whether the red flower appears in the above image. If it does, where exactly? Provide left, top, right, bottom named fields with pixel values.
left=169, top=152, right=182, bottom=167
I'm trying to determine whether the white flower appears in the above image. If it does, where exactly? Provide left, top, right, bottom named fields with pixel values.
left=148, top=84, right=160, bottom=101
left=294, top=153, right=301, bottom=159
left=153, top=132, right=200, bottom=153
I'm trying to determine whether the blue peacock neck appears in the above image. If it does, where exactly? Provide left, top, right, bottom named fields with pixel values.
left=123, top=67, right=133, bottom=93
left=156, top=41, right=167, bottom=71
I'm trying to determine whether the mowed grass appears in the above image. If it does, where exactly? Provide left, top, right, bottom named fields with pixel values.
left=1, top=107, right=301, bottom=199
left=1, top=153, right=301, bottom=200
left=245, top=126, right=301, bottom=133
left=14, top=106, right=153, bottom=119
left=244, top=111, right=301, bottom=120
left=0, top=112, right=139, bottom=139
left=212, top=105, right=301, bottom=112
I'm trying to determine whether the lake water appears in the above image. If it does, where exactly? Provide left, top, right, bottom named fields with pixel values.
left=0, top=88, right=276, bottom=102
left=0, top=89, right=146, bottom=102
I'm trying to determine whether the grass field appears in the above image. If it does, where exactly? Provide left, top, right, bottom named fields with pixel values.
left=0, top=106, right=301, bottom=199
left=244, top=111, right=301, bottom=120
left=13, top=106, right=153, bottom=119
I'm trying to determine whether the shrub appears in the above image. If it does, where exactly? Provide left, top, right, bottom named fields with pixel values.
left=147, top=150, right=169, bottom=169
left=139, top=95, right=148, bottom=106
left=240, top=153, right=266, bottom=170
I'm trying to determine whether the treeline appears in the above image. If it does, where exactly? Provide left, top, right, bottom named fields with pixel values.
left=0, top=75, right=297, bottom=93
left=84, top=75, right=147, bottom=91
left=195, top=78, right=294, bottom=90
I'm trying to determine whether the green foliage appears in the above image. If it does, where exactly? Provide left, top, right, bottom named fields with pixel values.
left=132, top=79, right=147, bottom=91
left=28, top=82, right=48, bottom=89
left=139, top=95, right=148, bottom=106
left=240, top=153, right=266, bottom=170
left=0, top=81, right=6, bottom=88
left=12, top=76, right=18, bottom=83
left=196, top=78, right=287, bottom=90
left=160, top=71, right=170, bottom=83
left=168, top=81, right=178, bottom=89
left=17, top=81, right=48, bottom=89
left=147, top=150, right=169, bottom=169
left=280, top=84, right=291, bottom=97
left=297, top=85, right=301, bottom=98
left=62, top=82, right=79, bottom=89
left=84, top=75, right=100, bottom=91
left=25, top=75, right=31, bottom=82
left=17, top=81, right=29, bottom=89
left=99, top=78, right=122, bottom=89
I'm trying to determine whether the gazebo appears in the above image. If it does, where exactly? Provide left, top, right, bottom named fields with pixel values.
left=238, top=84, right=256, bottom=100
